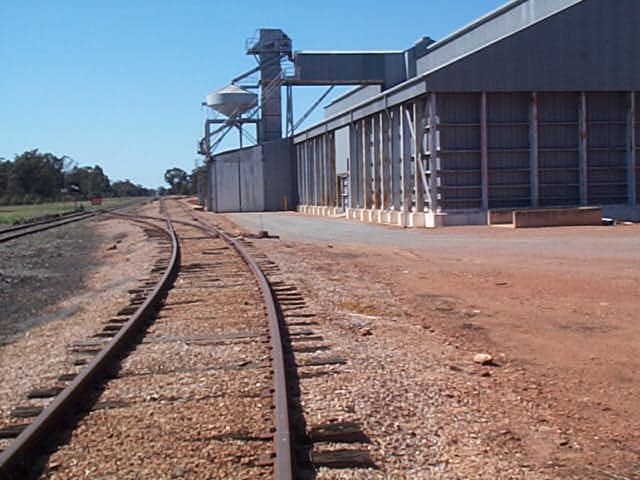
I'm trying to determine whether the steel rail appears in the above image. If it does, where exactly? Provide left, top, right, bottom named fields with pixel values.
left=91, top=207, right=293, bottom=479
left=0, top=211, right=95, bottom=243
left=145, top=203, right=294, bottom=480
left=214, top=226, right=293, bottom=480
left=0, top=217, right=179, bottom=480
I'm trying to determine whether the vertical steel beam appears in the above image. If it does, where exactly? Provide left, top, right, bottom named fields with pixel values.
left=309, top=138, right=316, bottom=205
left=302, top=142, right=308, bottom=205
left=381, top=111, right=390, bottom=210
left=354, top=121, right=363, bottom=207
left=319, top=135, right=325, bottom=206
left=296, top=144, right=301, bottom=206
left=579, top=92, right=588, bottom=205
left=372, top=116, right=381, bottom=209
left=348, top=123, right=359, bottom=208
left=391, top=108, right=402, bottom=209
left=305, top=141, right=311, bottom=205
left=413, top=101, right=425, bottom=212
left=328, top=133, right=336, bottom=206
left=321, top=134, right=327, bottom=206
left=480, top=92, right=489, bottom=211
left=362, top=118, right=372, bottom=209
left=529, top=92, right=539, bottom=208
left=428, top=93, right=440, bottom=212
left=312, top=137, right=317, bottom=206
left=400, top=104, right=412, bottom=212
left=627, top=92, right=637, bottom=205
left=298, top=142, right=307, bottom=205
left=315, top=136, right=322, bottom=205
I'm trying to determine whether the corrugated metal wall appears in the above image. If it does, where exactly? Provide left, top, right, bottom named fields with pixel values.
left=636, top=92, right=640, bottom=204
left=538, top=92, right=580, bottom=206
left=586, top=92, right=627, bottom=204
left=487, top=92, right=530, bottom=208
left=437, top=93, right=482, bottom=210
left=433, top=91, right=637, bottom=212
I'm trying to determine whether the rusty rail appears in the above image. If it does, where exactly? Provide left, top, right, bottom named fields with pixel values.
left=0, top=217, right=179, bottom=479
left=0, top=211, right=95, bottom=243
left=214, top=227, right=293, bottom=480
left=1, top=206, right=294, bottom=479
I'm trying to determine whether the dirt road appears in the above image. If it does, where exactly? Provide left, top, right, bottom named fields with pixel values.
left=227, top=212, right=640, bottom=478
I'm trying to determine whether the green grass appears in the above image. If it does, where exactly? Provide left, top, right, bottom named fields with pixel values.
left=0, top=197, right=148, bottom=224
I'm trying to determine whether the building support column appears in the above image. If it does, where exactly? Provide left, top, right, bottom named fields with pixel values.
left=406, top=102, right=425, bottom=213
left=362, top=118, right=372, bottom=210
left=529, top=92, right=539, bottom=208
left=428, top=93, right=440, bottom=213
left=480, top=92, right=489, bottom=211
left=373, top=116, right=381, bottom=209
left=400, top=104, right=412, bottom=213
left=627, top=92, right=637, bottom=205
left=381, top=111, right=391, bottom=210
left=579, top=92, right=588, bottom=206
left=348, top=123, right=360, bottom=208
left=391, top=108, right=402, bottom=210
left=301, top=143, right=307, bottom=205
left=310, top=138, right=317, bottom=205
left=308, top=138, right=314, bottom=205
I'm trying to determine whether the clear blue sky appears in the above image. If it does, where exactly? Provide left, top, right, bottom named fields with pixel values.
left=1, top=1, right=505, bottom=188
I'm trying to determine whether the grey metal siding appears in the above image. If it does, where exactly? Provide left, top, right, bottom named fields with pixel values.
left=487, top=92, right=530, bottom=208
left=263, top=139, right=296, bottom=210
left=437, top=93, right=482, bottom=210
left=423, top=0, right=640, bottom=92
left=636, top=92, right=640, bottom=204
left=586, top=92, right=628, bottom=204
left=537, top=92, right=580, bottom=206
left=417, top=0, right=582, bottom=76
left=325, top=86, right=382, bottom=118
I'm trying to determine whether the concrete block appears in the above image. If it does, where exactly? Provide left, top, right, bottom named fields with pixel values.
left=441, top=211, right=487, bottom=226
left=408, top=212, right=426, bottom=227
left=488, top=209, right=513, bottom=225
left=513, top=206, right=602, bottom=228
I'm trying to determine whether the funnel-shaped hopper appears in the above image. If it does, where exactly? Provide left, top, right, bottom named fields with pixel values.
left=206, top=84, right=257, bottom=117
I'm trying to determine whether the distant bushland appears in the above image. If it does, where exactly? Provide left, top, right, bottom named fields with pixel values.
left=0, top=149, right=153, bottom=205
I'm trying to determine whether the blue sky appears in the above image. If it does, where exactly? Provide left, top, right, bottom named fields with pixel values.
left=1, top=1, right=505, bottom=188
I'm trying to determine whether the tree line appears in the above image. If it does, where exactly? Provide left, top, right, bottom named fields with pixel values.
left=161, top=166, right=206, bottom=196
left=0, top=150, right=154, bottom=205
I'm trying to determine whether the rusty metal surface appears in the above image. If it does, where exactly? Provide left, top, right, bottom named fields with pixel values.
left=164, top=201, right=293, bottom=480
left=214, top=227, right=293, bottom=480
left=0, top=204, right=294, bottom=480
left=0, top=211, right=95, bottom=243
left=0, top=217, right=178, bottom=479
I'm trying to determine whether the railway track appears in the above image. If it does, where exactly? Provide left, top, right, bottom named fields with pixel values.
left=0, top=211, right=95, bottom=244
left=0, top=199, right=293, bottom=479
